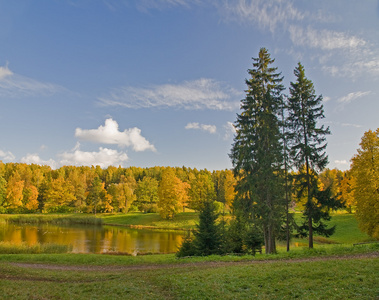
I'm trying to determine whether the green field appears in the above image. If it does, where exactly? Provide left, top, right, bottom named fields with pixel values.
left=101, top=212, right=199, bottom=230
left=0, top=212, right=378, bottom=299
left=0, top=247, right=377, bottom=299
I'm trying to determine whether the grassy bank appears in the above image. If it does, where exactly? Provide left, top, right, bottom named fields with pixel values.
left=0, top=214, right=102, bottom=225
left=0, top=242, right=72, bottom=254
left=0, top=245, right=377, bottom=299
left=101, top=212, right=199, bottom=230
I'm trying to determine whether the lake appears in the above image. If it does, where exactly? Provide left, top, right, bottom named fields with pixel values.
left=0, top=223, right=185, bottom=254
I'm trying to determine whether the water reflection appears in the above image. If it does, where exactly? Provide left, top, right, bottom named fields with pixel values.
left=0, top=223, right=184, bottom=254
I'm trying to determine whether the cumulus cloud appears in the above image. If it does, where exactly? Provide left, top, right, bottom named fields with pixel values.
left=185, top=122, right=217, bottom=134
left=0, top=149, right=15, bottom=161
left=98, top=78, right=240, bottom=111
left=20, top=154, right=58, bottom=169
left=0, top=63, right=63, bottom=98
left=75, top=118, right=156, bottom=152
left=337, top=91, right=371, bottom=103
left=59, top=146, right=129, bottom=168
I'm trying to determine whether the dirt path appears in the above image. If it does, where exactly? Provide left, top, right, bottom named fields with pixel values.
left=8, top=252, right=379, bottom=272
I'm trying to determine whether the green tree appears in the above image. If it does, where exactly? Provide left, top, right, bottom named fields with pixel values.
left=351, top=129, right=379, bottom=239
left=287, top=62, right=332, bottom=248
left=87, top=176, right=103, bottom=215
left=135, top=176, right=159, bottom=213
left=230, top=48, right=285, bottom=254
left=188, top=172, right=215, bottom=211
left=177, top=200, right=222, bottom=257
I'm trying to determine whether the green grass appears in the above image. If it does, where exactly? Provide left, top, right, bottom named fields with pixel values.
left=0, top=214, right=102, bottom=225
left=0, top=242, right=72, bottom=254
left=0, top=243, right=377, bottom=266
left=101, top=212, right=199, bottom=230
left=0, top=245, right=377, bottom=299
left=325, top=213, right=373, bottom=244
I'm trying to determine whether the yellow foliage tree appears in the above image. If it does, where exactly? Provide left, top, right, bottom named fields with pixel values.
left=340, top=171, right=356, bottom=213
left=224, top=170, right=236, bottom=210
left=23, top=185, right=39, bottom=211
left=351, top=129, right=379, bottom=239
left=44, top=177, right=75, bottom=212
left=158, top=168, right=188, bottom=219
left=6, top=171, right=24, bottom=210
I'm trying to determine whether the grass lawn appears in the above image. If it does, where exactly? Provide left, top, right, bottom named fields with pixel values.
left=0, top=211, right=377, bottom=299
left=0, top=247, right=377, bottom=299
left=101, top=212, right=199, bottom=230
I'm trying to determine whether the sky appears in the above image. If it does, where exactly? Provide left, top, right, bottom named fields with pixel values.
left=0, top=0, right=378, bottom=171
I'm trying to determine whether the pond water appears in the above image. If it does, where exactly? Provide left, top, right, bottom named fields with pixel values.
left=0, top=223, right=185, bottom=254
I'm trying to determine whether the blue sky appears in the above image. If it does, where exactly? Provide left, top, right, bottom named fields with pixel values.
left=0, top=0, right=378, bottom=171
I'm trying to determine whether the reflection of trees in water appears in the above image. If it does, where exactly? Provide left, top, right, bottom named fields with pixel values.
left=0, top=223, right=184, bottom=254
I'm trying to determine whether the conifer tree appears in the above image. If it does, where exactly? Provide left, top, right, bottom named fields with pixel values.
left=287, top=62, right=332, bottom=248
left=176, top=199, right=221, bottom=257
left=230, top=48, right=285, bottom=254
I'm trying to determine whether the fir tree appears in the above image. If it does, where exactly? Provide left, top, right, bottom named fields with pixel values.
left=230, top=48, right=285, bottom=254
left=176, top=200, right=221, bottom=257
left=287, top=62, right=332, bottom=248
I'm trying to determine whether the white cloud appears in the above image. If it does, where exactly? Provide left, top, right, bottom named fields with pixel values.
left=0, top=64, right=13, bottom=80
left=20, top=154, right=58, bottom=169
left=288, top=26, right=366, bottom=51
left=59, top=147, right=129, bottom=168
left=334, top=160, right=349, bottom=166
left=185, top=122, right=217, bottom=134
left=341, top=123, right=362, bottom=128
left=0, top=150, right=15, bottom=161
left=75, top=118, right=156, bottom=152
left=98, top=78, right=240, bottom=111
left=0, top=63, right=63, bottom=98
left=136, top=0, right=199, bottom=11
left=223, top=121, right=236, bottom=140
left=337, top=91, right=371, bottom=103
left=219, top=0, right=304, bottom=33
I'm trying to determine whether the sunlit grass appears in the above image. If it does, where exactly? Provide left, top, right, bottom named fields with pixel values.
left=0, top=214, right=102, bottom=225
left=101, top=212, right=199, bottom=230
left=0, top=242, right=72, bottom=254
left=0, top=245, right=377, bottom=299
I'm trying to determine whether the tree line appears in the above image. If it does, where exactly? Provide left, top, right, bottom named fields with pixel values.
left=0, top=162, right=236, bottom=217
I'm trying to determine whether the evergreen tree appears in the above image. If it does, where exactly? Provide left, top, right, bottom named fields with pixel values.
left=287, top=62, right=332, bottom=248
left=193, top=200, right=221, bottom=255
left=230, top=48, right=285, bottom=254
left=177, top=200, right=221, bottom=257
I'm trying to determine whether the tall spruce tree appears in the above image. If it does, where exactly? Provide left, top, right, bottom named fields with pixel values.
left=230, top=48, right=285, bottom=254
left=287, top=62, right=332, bottom=248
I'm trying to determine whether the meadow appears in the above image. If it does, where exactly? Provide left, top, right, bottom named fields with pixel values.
left=0, top=212, right=377, bottom=299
